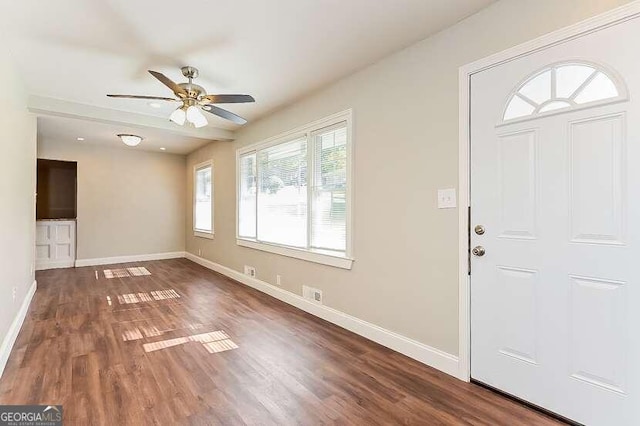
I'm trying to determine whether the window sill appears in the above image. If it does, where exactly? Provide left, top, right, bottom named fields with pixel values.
left=194, top=231, right=214, bottom=240
left=236, top=239, right=354, bottom=270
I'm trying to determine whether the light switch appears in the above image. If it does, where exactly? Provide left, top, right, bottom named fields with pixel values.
left=437, top=188, right=457, bottom=209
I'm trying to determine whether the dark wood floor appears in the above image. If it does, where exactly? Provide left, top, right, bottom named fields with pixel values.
left=0, top=258, right=562, bottom=425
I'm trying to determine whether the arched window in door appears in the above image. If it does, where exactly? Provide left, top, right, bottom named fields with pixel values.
left=502, top=61, right=628, bottom=123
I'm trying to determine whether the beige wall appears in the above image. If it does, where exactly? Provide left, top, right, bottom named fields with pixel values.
left=186, top=0, right=633, bottom=356
left=0, top=47, right=36, bottom=346
left=38, top=139, right=186, bottom=260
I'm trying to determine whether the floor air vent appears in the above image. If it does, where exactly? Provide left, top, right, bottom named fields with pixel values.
left=302, top=285, right=323, bottom=304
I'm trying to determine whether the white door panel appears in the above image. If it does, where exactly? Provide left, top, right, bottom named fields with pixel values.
left=497, top=130, right=537, bottom=239
left=471, top=16, right=639, bottom=426
left=35, top=220, right=76, bottom=270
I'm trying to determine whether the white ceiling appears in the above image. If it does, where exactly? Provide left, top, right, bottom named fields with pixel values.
left=37, top=116, right=209, bottom=155
left=2, top=0, right=494, bottom=149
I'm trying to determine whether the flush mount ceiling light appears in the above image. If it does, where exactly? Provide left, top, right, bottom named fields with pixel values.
left=107, top=66, right=255, bottom=126
left=117, top=134, right=143, bottom=147
left=76, top=137, right=85, bottom=141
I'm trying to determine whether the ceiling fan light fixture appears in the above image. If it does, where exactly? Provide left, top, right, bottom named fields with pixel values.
left=170, top=107, right=186, bottom=125
left=193, top=119, right=208, bottom=128
left=117, top=134, right=143, bottom=147
left=186, top=105, right=208, bottom=128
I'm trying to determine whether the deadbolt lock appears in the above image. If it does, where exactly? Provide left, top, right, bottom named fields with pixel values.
left=474, top=225, right=485, bottom=235
left=472, top=246, right=486, bottom=257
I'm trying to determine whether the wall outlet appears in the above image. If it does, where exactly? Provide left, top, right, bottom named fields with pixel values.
left=276, top=275, right=282, bottom=286
left=302, top=285, right=323, bottom=304
left=437, top=188, right=457, bottom=209
left=12, top=287, right=16, bottom=303
left=244, top=265, right=256, bottom=278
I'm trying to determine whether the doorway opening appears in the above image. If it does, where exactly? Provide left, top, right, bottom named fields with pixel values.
left=35, top=159, right=77, bottom=270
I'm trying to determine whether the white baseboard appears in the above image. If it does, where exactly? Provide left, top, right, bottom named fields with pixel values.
left=75, top=251, right=186, bottom=267
left=184, top=252, right=460, bottom=378
left=0, top=280, right=37, bottom=378
left=35, top=260, right=75, bottom=271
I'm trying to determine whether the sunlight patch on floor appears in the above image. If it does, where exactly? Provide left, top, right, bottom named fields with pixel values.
left=113, top=289, right=181, bottom=305
left=142, top=330, right=238, bottom=354
left=103, top=267, right=151, bottom=279
left=150, top=289, right=180, bottom=300
left=127, top=267, right=152, bottom=276
left=122, top=328, right=144, bottom=341
left=204, top=339, right=239, bottom=353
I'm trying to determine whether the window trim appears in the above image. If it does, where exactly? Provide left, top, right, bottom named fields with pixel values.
left=193, top=160, right=214, bottom=239
left=236, top=109, right=354, bottom=269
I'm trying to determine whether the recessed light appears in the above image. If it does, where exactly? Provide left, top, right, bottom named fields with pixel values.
left=148, top=102, right=162, bottom=109
left=160, top=147, right=166, bottom=151
left=77, top=137, right=85, bottom=141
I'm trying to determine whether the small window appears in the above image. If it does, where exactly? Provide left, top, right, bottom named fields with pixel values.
left=236, top=110, right=353, bottom=269
left=194, top=160, right=213, bottom=238
left=502, top=61, right=627, bottom=123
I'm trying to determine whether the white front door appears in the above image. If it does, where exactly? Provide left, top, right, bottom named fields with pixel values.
left=470, top=16, right=640, bottom=426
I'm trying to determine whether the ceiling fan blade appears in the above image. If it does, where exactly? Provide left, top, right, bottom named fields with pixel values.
left=200, top=94, right=255, bottom=104
left=202, top=104, right=247, bottom=125
left=107, top=94, right=178, bottom=101
left=148, top=70, right=187, bottom=97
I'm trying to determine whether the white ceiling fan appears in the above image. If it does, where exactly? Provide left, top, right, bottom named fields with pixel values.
left=108, top=66, right=254, bottom=127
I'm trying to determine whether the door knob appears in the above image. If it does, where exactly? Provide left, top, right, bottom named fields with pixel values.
left=474, top=225, right=485, bottom=235
left=472, top=246, right=486, bottom=257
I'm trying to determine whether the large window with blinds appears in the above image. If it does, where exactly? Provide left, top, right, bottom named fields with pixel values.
left=237, top=110, right=352, bottom=269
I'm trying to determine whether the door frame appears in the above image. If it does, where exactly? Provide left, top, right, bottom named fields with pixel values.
left=457, top=1, right=640, bottom=382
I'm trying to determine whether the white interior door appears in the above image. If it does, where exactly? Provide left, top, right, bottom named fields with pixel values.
left=470, top=17, right=640, bottom=426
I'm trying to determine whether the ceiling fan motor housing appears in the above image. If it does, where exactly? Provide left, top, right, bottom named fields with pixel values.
left=177, top=67, right=204, bottom=100
left=178, top=82, right=205, bottom=100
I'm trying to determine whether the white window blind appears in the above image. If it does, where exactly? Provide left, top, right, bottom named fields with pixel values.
left=257, top=137, right=308, bottom=247
left=238, top=153, right=257, bottom=239
left=194, top=162, right=213, bottom=234
left=311, top=124, right=347, bottom=252
left=237, top=113, right=351, bottom=266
